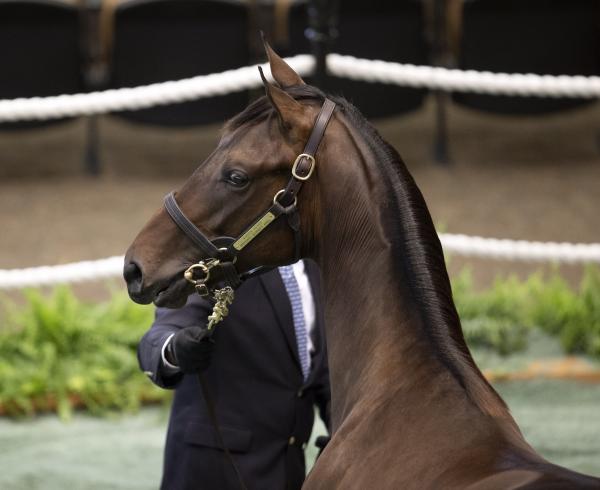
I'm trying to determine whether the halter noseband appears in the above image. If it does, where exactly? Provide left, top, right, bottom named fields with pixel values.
left=163, top=98, right=336, bottom=298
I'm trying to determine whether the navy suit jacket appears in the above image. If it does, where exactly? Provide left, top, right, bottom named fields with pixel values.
left=137, top=261, right=330, bottom=490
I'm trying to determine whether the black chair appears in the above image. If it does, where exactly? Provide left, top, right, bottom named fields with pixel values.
left=0, top=0, right=83, bottom=130
left=109, top=0, right=250, bottom=126
left=0, top=0, right=98, bottom=173
left=453, top=0, right=600, bottom=114
left=287, top=0, right=428, bottom=119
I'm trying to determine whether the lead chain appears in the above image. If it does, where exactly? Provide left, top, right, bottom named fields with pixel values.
left=207, top=286, right=235, bottom=331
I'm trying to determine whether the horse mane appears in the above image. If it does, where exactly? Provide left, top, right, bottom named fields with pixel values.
left=228, top=84, right=509, bottom=416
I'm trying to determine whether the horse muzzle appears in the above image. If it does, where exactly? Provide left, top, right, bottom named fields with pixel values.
left=123, top=258, right=189, bottom=306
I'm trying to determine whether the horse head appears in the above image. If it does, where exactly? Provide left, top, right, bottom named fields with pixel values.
left=124, top=41, right=336, bottom=308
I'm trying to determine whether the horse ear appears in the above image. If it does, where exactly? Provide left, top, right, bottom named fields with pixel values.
left=258, top=66, right=306, bottom=133
left=261, top=32, right=305, bottom=88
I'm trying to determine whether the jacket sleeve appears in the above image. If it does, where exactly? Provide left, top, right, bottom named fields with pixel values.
left=137, top=294, right=212, bottom=389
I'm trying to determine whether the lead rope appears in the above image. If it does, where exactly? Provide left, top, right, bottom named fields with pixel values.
left=198, top=288, right=248, bottom=490
left=198, top=373, right=248, bottom=490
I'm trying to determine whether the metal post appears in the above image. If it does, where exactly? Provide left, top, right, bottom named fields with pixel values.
left=306, top=0, right=340, bottom=89
left=432, top=0, right=450, bottom=165
left=81, top=1, right=103, bottom=175
left=85, top=115, right=100, bottom=176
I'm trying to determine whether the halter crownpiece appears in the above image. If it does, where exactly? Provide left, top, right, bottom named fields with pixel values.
left=163, top=97, right=336, bottom=302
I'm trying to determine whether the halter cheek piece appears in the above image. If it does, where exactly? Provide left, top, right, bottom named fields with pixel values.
left=163, top=98, right=336, bottom=299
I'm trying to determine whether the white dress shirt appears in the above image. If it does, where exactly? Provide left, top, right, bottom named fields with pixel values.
left=288, top=260, right=316, bottom=364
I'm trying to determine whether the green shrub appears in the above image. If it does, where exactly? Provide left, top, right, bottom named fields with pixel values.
left=452, top=269, right=530, bottom=355
left=555, top=267, right=600, bottom=356
left=452, top=266, right=600, bottom=358
left=0, top=287, right=169, bottom=419
left=461, top=317, right=528, bottom=356
left=1, top=266, right=599, bottom=418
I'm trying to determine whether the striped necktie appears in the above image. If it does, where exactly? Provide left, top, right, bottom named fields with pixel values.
left=279, top=265, right=310, bottom=381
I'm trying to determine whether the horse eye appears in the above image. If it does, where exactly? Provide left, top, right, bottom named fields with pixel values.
left=225, top=170, right=249, bottom=188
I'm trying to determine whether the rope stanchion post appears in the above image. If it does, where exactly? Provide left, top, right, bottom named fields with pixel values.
left=306, top=0, right=340, bottom=89
left=85, top=115, right=101, bottom=175
left=432, top=0, right=451, bottom=165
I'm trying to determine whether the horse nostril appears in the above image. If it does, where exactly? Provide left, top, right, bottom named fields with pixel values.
left=123, top=261, right=143, bottom=292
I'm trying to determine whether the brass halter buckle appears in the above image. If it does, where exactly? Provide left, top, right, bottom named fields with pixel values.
left=291, top=153, right=316, bottom=181
left=184, top=258, right=220, bottom=296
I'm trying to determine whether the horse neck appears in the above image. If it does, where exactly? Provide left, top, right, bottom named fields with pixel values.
left=308, top=113, right=516, bottom=434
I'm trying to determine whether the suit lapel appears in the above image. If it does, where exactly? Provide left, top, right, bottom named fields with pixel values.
left=259, top=270, right=302, bottom=370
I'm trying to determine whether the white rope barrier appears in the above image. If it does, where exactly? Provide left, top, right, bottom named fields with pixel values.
left=2, top=54, right=600, bottom=122
left=0, top=55, right=315, bottom=122
left=0, top=256, right=124, bottom=290
left=326, top=54, right=600, bottom=98
left=1, top=235, right=599, bottom=290
left=1, top=57, right=598, bottom=289
left=441, top=234, right=600, bottom=264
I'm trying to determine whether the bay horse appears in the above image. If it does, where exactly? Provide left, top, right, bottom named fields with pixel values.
left=124, top=43, right=600, bottom=489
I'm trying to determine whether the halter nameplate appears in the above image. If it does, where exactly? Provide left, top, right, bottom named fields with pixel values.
left=232, top=212, right=276, bottom=251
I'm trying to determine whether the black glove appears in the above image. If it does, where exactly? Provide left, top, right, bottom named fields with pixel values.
left=167, top=326, right=215, bottom=374
left=315, top=435, right=330, bottom=458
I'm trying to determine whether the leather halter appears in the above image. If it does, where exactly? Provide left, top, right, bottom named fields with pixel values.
left=163, top=98, right=336, bottom=297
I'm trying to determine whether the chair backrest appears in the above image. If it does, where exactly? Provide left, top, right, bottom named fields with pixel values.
left=0, top=0, right=83, bottom=129
left=454, top=0, right=600, bottom=114
left=110, top=0, right=250, bottom=126
left=287, top=0, right=428, bottom=119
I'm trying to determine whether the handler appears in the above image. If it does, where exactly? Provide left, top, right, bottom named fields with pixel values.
left=138, top=260, right=330, bottom=490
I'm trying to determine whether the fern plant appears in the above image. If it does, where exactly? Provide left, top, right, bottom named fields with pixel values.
left=0, top=287, right=168, bottom=419
left=0, top=266, right=599, bottom=418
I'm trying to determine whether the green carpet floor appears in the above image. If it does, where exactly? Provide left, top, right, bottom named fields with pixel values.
left=0, top=379, right=598, bottom=489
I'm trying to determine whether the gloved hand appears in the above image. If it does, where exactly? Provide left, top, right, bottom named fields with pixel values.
left=315, top=435, right=330, bottom=458
left=166, top=326, right=215, bottom=374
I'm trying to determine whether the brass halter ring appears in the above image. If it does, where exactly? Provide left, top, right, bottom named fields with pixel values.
left=184, top=262, right=212, bottom=283
left=273, top=189, right=298, bottom=208
left=184, top=259, right=221, bottom=296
